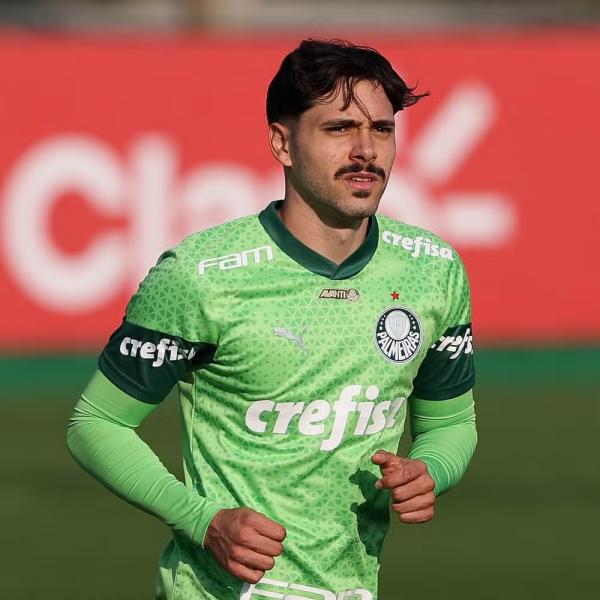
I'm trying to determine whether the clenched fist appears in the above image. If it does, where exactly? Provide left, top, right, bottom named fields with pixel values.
left=371, top=450, right=436, bottom=524
left=204, top=507, right=286, bottom=583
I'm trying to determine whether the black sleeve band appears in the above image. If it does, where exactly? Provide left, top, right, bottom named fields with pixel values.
left=412, top=323, right=475, bottom=401
left=98, top=320, right=216, bottom=404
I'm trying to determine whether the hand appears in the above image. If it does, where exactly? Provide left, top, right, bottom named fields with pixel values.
left=371, top=450, right=436, bottom=524
left=204, top=507, right=286, bottom=584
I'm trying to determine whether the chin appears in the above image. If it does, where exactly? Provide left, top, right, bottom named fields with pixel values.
left=337, top=205, right=378, bottom=222
left=347, top=194, right=380, bottom=216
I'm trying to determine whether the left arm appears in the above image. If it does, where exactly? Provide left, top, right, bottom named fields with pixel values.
left=372, top=390, right=476, bottom=523
left=408, top=389, right=477, bottom=496
left=373, top=251, right=477, bottom=521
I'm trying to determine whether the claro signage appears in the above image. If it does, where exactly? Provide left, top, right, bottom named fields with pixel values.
left=0, top=33, right=598, bottom=347
left=2, top=83, right=514, bottom=314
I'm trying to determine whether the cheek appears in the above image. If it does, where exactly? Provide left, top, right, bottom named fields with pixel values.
left=385, top=139, right=397, bottom=162
left=322, top=145, right=351, bottom=176
left=379, top=143, right=396, bottom=174
left=293, top=135, right=349, bottom=180
left=306, top=149, right=340, bottom=178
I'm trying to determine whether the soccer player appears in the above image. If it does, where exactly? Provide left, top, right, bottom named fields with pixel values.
left=67, top=39, right=477, bottom=600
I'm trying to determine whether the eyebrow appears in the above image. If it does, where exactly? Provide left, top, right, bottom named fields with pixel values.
left=372, top=119, right=396, bottom=129
left=321, top=118, right=395, bottom=128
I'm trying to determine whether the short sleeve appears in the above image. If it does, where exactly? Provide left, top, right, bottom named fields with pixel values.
left=98, top=247, right=217, bottom=404
left=411, top=254, right=475, bottom=400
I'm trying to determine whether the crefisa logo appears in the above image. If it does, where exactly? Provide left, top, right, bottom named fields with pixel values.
left=374, top=307, right=422, bottom=363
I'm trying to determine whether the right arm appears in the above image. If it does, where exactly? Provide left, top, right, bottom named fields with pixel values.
left=67, top=246, right=285, bottom=583
left=67, top=369, right=223, bottom=546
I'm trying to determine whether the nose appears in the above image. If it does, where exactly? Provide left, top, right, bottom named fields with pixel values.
left=349, top=128, right=377, bottom=163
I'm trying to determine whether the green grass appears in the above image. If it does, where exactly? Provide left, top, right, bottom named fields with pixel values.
left=2, top=349, right=598, bottom=599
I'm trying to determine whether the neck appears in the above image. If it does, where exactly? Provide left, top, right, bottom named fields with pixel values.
left=277, top=193, right=370, bottom=265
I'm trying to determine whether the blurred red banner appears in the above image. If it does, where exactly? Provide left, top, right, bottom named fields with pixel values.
left=0, top=31, right=599, bottom=349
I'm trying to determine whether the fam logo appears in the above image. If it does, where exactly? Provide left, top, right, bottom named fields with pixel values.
left=240, top=577, right=373, bottom=599
left=319, top=288, right=360, bottom=302
left=198, top=245, right=273, bottom=275
left=374, top=307, right=422, bottom=363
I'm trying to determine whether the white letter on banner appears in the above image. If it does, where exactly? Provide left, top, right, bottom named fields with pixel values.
left=128, top=135, right=176, bottom=285
left=2, top=135, right=125, bottom=312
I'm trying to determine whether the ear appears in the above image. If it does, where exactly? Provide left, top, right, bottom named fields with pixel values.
left=269, top=121, right=293, bottom=167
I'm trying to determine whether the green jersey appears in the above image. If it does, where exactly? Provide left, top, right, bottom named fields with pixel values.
left=98, top=201, right=475, bottom=600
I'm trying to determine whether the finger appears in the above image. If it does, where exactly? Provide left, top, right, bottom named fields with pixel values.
left=245, top=534, right=284, bottom=558
left=227, top=560, right=265, bottom=585
left=252, top=514, right=287, bottom=542
left=387, top=476, right=435, bottom=502
left=376, top=461, right=429, bottom=490
left=371, top=450, right=402, bottom=470
left=398, top=508, right=435, bottom=524
left=392, top=491, right=435, bottom=514
left=231, top=546, right=276, bottom=572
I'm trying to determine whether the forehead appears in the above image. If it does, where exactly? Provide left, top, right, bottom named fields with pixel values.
left=302, top=79, right=394, bottom=123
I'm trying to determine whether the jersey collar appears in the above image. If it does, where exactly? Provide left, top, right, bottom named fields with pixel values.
left=258, top=200, right=379, bottom=280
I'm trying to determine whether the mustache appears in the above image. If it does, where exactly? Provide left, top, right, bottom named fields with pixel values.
left=334, top=162, right=386, bottom=181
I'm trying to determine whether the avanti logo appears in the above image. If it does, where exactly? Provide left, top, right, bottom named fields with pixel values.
left=198, top=245, right=273, bottom=275
left=318, top=288, right=360, bottom=302
left=244, top=385, right=405, bottom=452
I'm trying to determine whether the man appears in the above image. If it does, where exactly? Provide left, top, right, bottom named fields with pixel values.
left=68, top=39, right=477, bottom=600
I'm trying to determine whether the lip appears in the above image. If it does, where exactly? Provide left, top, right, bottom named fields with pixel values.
left=341, top=171, right=379, bottom=190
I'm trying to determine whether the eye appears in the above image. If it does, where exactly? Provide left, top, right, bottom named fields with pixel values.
left=326, top=126, right=348, bottom=133
left=373, top=125, right=394, bottom=134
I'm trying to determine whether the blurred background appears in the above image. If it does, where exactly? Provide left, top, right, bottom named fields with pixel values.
left=1, top=1, right=599, bottom=598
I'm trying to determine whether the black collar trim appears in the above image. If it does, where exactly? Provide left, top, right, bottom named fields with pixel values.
left=258, top=200, right=379, bottom=280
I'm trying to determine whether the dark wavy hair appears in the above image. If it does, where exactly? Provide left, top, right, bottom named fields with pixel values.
left=267, top=38, right=427, bottom=123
